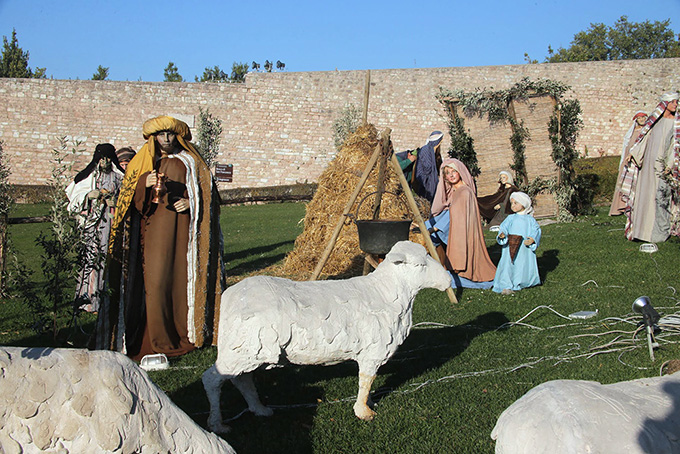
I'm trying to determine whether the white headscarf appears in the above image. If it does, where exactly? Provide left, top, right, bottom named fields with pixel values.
left=498, top=170, right=514, bottom=186
left=661, top=92, right=679, bottom=102
left=510, top=191, right=534, bottom=216
left=427, top=131, right=444, bottom=144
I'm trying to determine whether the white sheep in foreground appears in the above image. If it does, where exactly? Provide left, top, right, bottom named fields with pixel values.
left=202, top=240, right=451, bottom=433
left=491, top=373, right=680, bottom=453
left=0, top=346, right=235, bottom=453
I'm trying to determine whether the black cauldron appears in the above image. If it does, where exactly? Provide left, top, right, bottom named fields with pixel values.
left=353, top=191, right=411, bottom=255
left=355, top=219, right=411, bottom=255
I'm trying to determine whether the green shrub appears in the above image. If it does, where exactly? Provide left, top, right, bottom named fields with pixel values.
left=574, top=155, right=619, bottom=205
left=332, top=104, right=361, bottom=151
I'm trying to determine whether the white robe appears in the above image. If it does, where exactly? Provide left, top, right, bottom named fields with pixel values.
left=629, top=117, right=675, bottom=242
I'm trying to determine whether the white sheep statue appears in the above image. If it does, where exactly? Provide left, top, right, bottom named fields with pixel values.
left=491, top=373, right=680, bottom=453
left=202, top=240, right=451, bottom=433
left=0, top=346, right=235, bottom=453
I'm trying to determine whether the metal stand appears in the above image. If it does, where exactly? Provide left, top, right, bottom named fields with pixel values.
left=646, top=325, right=655, bottom=361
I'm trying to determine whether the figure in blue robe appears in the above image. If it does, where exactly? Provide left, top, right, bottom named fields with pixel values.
left=492, top=192, right=541, bottom=294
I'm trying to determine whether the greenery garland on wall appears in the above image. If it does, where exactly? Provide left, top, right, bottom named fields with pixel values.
left=437, top=77, right=585, bottom=221
left=447, top=107, right=479, bottom=177
left=508, top=118, right=530, bottom=185
left=548, top=98, right=586, bottom=220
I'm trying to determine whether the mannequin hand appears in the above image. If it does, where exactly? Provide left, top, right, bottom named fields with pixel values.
left=146, top=172, right=157, bottom=188
left=524, top=237, right=535, bottom=246
left=173, top=198, right=190, bottom=213
left=498, top=232, right=506, bottom=239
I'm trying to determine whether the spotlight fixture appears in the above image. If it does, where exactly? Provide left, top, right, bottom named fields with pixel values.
left=632, top=296, right=660, bottom=361
left=632, top=296, right=660, bottom=327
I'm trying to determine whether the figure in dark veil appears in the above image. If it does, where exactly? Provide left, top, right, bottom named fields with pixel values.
left=66, top=143, right=125, bottom=312
left=395, top=131, right=443, bottom=203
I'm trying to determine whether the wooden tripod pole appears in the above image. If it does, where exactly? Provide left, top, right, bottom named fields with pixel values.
left=388, top=153, right=458, bottom=303
left=309, top=130, right=387, bottom=281
left=363, top=134, right=391, bottom=275
left=362, top=70, right=371, bottom=125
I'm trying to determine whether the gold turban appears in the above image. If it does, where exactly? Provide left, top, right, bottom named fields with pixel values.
left=142, top=115, right=193, bottom=141
left=110, top=115, right=201, bottom=254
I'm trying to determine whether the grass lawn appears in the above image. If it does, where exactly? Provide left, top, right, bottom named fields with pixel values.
left=2, top=201, right=680, bottom=453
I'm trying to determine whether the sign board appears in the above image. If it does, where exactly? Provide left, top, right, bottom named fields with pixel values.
left=215, top=163, right=233, bottom=183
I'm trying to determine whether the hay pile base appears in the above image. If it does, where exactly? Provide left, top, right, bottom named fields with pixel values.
left=282, top=124, right=430, bottom=278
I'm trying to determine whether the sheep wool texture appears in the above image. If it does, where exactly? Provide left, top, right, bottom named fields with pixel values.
left=203, top=241, right=451, bottom=432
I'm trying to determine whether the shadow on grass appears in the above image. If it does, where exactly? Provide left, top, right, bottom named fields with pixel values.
left=204, top=311, right=510, bottom=454
left=208, top=366, right=324, bottom=454
left=487, top=242, right=502, bottom=264
left=537, top=249, right=560, bottom=282
left=374, top=311, right=510, bottom=403
left=225, top=240, right=295, bottom=276
left=2, top=314, right=96, bottom=349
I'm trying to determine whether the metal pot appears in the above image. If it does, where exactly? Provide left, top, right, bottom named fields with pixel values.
left=355, top=219, right=411, bottom=255
left=353, top=191, right=411, bottom=255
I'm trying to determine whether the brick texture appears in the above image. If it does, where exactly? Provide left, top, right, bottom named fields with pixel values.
left=1, top=59, right=678, bottom=214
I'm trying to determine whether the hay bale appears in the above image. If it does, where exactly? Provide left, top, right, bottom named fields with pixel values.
left=282, top=124, right=429, bottom=278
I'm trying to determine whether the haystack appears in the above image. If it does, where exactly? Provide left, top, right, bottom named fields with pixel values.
left=282, top=124, right=429, bottom=278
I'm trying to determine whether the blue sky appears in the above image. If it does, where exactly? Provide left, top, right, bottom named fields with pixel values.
left=0, top=0, right=678, bottom=82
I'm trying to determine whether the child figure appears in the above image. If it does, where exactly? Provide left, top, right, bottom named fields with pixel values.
left=492, top=192, right=541, bottom=295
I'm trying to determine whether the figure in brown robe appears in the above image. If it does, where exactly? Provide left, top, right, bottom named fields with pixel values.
left=477, top=170, right=518, bottom=228
left=96, top=116, right=224, bottom=360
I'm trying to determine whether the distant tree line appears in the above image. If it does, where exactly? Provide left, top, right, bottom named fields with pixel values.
left=0, top=28, right=287, bottom=83
left=525, top=16, right=680, bottom=63
left=166, top=59, right=286, bottom=83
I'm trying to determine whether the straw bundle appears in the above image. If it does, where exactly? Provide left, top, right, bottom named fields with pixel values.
left=281, top=124, right=430, bottom=278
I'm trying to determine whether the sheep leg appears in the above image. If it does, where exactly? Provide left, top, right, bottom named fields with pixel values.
left=231, top=372, right=274, bottom=417
left=353, top=371, right=377, bottom=420
left=202, top=365, right=232, bottom=434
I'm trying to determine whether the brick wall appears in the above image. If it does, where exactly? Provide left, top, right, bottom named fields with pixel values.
left=0, top=58, right=678, bottom=205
